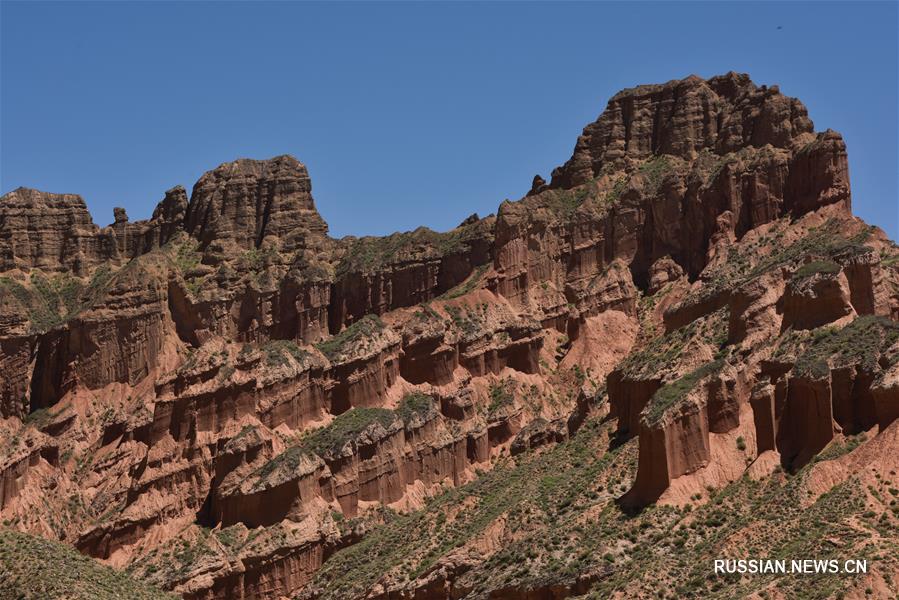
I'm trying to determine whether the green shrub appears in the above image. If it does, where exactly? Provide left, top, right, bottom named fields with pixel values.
left=251, top=446, right=315, bottom=487
left=0, top=529, right=175, bottom=599
left=639, top=155, right=673, bottom=194
left=487, top=380, right=514, bottom=416
left=336, top=225, right=481, bottom=276
left=439, top=263, right=489, bottom=300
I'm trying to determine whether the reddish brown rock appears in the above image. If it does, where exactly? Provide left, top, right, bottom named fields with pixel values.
left=0, top=185, right=189, bottom=275
left=30, top=256, right=172, bottom=409
left=0, top=295, right=35, bottom=418
left=0, top=188, right=112, bottom=274
left=110, top=186, right=189, bottom=259
left=0, top=428, right=58, bottom=510
left=0, top=72, right=894, bottom=600
left=185, top=155, right=328, bottom=253
left=648, top=256, right=685, bottom=294
left=549, top=73, right=812, bottom=187
left=780, top=264, right=854, bottom=330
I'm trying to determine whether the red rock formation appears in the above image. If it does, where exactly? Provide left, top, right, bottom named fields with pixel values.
left=0, top=185, right=189, bottom=275
left=0, top=430, right=58, bottom=510
left=550, top=74, right=813, bottom=188
left=110, top=186, right=189, bottom=259
left=780, top=265, right=854, bottom=330
left=0, top=188, right=112, bottom=274
left=0, top=303, right=34, bottom=418
left=0, top=73, right=895, bottom=600
left=185, top=155, right=328, bottom=253
left=214, top=448, right=333, bottom=528
left=30, top=257, right=172, bottom=409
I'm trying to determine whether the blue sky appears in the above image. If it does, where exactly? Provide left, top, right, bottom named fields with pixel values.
left=2, top=1, right=897, bottom=239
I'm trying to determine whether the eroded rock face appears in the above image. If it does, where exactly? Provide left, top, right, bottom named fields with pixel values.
left=0, top=301, right=34, bottom=418
left=185, top=155, right=328, bottom=253
left=111, top=186, right=189, bottom=259
left=0, top=427, right=57, bottom=510
left=0, top=186, right=190, bottom=275
left=549, top=73, right=814, bottom=186
left=1, top=73, right=896, bottom=600
left=30, top=257, right=172, bottom=409
left=619, top=218, right=899, bottom=507
left=0, top=188, right=111, bottom=274
left=490, top=72, right=852, bottom=323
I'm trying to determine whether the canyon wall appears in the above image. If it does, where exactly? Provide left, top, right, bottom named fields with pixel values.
left=1, top=72, right=897, bottom=600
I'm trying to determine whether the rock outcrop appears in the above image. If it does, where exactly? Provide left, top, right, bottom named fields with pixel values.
left=550, top=73, right=815, bottom=185
left=185, top=155, right=328, bottom=253
left=1, top=73, right=897, bottom=600
left=0, top=186, right=189, bottom=276
left=0, top=188, right=110, bottom=274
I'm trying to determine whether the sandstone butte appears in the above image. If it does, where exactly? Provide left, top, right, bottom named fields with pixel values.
left=1, top=72, right=898, bottom=600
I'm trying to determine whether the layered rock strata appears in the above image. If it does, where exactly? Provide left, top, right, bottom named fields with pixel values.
left=1, top=73, right=897, bottom=600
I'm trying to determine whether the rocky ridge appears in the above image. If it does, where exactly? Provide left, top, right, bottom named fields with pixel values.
left=1, top=73, right=898, bottom=600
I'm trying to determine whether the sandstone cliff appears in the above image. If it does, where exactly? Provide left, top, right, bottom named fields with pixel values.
left=1, top=73, right=897, bottom=600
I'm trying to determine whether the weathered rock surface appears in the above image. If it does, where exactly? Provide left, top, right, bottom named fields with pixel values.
left=185, top=155, right=328, bottom=253
left=0, top=188, right=110, bottom=274
left=0, top=186, right=189, bottom=275
left=1, top=73, right=897, bottom=600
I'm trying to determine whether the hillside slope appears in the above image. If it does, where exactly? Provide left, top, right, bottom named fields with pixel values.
left=0, top=529, right=175, bottom=600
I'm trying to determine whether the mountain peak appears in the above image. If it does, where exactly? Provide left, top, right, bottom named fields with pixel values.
left=185, top=154, right=329, bottom=252
left=550, top=72, right=815, bottom=188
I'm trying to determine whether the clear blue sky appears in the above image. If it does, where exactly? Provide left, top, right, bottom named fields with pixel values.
left=2, top=1, right=897, bottom=239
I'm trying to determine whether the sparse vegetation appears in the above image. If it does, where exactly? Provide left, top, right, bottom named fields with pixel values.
left=0, top=529, right=175, bottom=599
left=603, top=176, right=628, bottom=206
left=173, top=239, right=202, bottom=272
left=251, top=445, right=316, bottom=488
left=619, top=308, right=729, bottom=380
left=438, top=263, right=489, bottom=300
left=239, top=244, right=279, bottom=272
left=639, top=155, right=674, bottom=193
left=300, top=407, right=398, bottom=457
left=335, top=224, right=485, bottom=276
left=487, top=380, right=514, bottom=417
left=815, top=433, right=867, bottom=463
left=306, top=418, right=634, bottom=597
left=307, top=410, right=878, bottom=600
left=0, top=269, right=104, bottom=332
left=445, top=303, right=486, bottom=340
left=315, top=314, right=386, bottom=361
left=682, top=219, right=873, bottom=312
left=223, top=424, right=258, bottom=452
left=793, top=259, right=841, bottom=280
left=545, top=185, right=594, bottom=217
left=396, top=392, right=437, bottom=425
left=643, top=359, right=725, bottom=425
left=23, top=405, right=61, bottom=428
left=793, top=316, right=899, bottom=379
left=261, top=339, right=310, bottom=367
left=3, top=77, right=898, bottom=600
